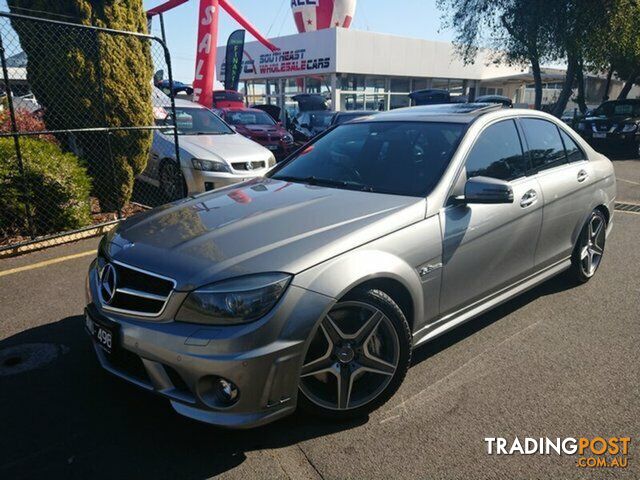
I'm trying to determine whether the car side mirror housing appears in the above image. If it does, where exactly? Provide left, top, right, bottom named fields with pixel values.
left=463, top=176, right=514, bottom=204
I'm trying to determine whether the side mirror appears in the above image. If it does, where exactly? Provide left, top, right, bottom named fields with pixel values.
left=463, top=176, right=513, bottom=204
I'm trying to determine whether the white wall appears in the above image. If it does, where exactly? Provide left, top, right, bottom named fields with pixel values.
left=218, top=28, right=526, bottom=82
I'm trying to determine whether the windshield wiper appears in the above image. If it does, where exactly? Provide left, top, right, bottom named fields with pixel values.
left=274, top=175, right=375, bottom=192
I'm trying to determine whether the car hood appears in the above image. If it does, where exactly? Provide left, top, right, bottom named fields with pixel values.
left=178, top=133, right=271, bottom=163
left=583, top=115, right=638, bottom=123
left=104, top=178, right=426, bottom=290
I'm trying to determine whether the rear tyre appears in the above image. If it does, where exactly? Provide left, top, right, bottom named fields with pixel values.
left=569, top=209, right=607, bottom=283
left=159, top=160, right=187, bottom=202
left=298, top=288, right=411, bottom=420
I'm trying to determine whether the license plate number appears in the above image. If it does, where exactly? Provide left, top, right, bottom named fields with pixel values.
left=593, top=132, right=607, bottom=139
left=86, top=312, right=116, bottom=355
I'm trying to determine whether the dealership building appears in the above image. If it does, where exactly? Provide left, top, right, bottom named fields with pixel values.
left=216, top=27, right=628, bottom=117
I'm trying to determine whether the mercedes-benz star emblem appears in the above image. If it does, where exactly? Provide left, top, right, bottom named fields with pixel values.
left=245, top=161, right=254, bottom=171
left=100, top=263, right=117, bottom=305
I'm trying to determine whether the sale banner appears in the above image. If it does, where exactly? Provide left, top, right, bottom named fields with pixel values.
left=192, top=0, right=220, bottom=107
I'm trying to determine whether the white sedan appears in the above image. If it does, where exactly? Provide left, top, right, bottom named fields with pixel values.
left=139, top=99, right=275, bottom=200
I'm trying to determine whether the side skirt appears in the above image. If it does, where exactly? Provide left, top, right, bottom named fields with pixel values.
left=412, top=257, right=571, bottom=348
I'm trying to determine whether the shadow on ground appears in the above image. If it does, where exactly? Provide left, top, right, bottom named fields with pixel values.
left=0, top=272, right=576, bottom=480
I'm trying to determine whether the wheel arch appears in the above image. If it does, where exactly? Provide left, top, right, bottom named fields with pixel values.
left=292, top=249, right=424, bottom=333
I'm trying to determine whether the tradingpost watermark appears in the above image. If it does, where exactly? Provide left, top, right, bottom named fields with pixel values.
left=484, top=436, right=630, bottom=469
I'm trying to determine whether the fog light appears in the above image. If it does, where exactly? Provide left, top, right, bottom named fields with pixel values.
left=215, top=378, right=239, bottom=406
left=198, top=375, right=240, bottom=408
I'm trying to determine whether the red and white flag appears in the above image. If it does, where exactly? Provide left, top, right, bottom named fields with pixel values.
left=292, top=0, right=357, bottom=33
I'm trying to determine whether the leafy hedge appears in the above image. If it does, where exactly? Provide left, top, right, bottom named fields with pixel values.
left=8, top=0, right=154, bottom=211
left=0, top=137, right=92, bottom=237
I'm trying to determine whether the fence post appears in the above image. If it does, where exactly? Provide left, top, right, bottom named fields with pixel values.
left=158, top=37, right=181, bottom=177
left=0, top=29, right=37, bottom=239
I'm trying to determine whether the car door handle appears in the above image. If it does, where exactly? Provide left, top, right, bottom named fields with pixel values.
left=577, top=170, right=589, bottom=183
left=520, top=189, right=538, bottom=208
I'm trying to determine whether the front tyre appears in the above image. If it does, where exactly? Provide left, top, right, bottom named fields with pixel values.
left=569, top=209, right=607, bottom=283
left=298, top=288, right=411, bottom=420
left=159, top=160, right=187, bottom=202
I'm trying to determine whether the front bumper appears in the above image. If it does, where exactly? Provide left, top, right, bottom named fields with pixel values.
left=85, top=260, right=334, bottom=428
left=581, top=131, right=639, bottom=146
left=182, top=168, right=269, bottom=194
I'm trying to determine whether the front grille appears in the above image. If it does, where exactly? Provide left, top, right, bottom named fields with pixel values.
left=99, top=259, right=175, bottom=317
left=232, top=161, right=266, bottom=171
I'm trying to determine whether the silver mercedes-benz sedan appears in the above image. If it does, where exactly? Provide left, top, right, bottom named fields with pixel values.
left=85, top=104, right=616, bottom=428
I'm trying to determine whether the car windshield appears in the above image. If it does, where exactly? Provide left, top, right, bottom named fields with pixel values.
left=307, top=112, right=334, bottom=128
left=226, top=111, right=276, bottom=126
left=157, top=107, right=234, bottom=135
left=593, top=101, right=640, bottom=117
left=269, top=121, right=466, bottom=197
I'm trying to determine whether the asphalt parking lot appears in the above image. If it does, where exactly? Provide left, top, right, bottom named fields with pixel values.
left=0, top=159, right=638, bottom=480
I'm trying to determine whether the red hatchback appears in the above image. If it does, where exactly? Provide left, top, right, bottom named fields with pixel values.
left=218, top=108, right=295, bottom=160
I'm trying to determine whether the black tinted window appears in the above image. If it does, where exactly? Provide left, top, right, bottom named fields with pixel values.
left=270, top=122, right=465, bottom=197
left=465, top=120, right=526, bottom=181
left=559, top=129, right=585, bottom=163
left=521, top=118, right=566, bottom=171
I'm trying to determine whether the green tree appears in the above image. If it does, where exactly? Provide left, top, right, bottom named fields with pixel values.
left=438, top=0, right=556, bottom=110
left=7, top=0, right=153, bottom=211
left=584, top=0, right=640, bottom=100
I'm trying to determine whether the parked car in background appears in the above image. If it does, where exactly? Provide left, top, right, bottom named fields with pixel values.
left=290, top=110, right=335, bottom=142
left=330, top=110, right=378, bottom=126
left=87, top=104, right=615, bottom=428
left=155, top=79, right=193, bottom=97
left=475, top=94, right=513, bottom=108
left=217, top=107, right=295, bottom=160
left=575, top=99, right=640, bottom=155
left=211, top=90, right=245, bottom=109
left=139, top=99, right=275, bottom=200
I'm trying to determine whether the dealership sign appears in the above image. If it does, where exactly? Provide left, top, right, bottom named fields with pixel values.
left=217, top=28, right=336, bottom=81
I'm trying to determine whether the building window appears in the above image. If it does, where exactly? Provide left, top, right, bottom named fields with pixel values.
left=390, top=94, right=410, bottom=109
left=390, top=77, right=411, bottom=93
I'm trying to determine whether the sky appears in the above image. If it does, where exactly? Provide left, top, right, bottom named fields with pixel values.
left=143, top=0, right=455, bottom=83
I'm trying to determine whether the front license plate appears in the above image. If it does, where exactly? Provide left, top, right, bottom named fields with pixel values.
left=593, top=132, right=607, bottom=139
left=267, top=145, right=279, bottom=151
left=86, top=311, right=117, bottom=355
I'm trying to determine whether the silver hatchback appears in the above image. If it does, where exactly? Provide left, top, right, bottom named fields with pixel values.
left=86, top=104, right=616, bottom=428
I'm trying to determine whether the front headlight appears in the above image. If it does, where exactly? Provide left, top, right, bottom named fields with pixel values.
left=191, top=158, right=230, bottom=172
left=621, top=123, right=638, bottom=133
left=176, top=273, right=291, bottom=325
left=267, top=154, right=276, bottom=167
left=283, top=134, right=294, bottom=144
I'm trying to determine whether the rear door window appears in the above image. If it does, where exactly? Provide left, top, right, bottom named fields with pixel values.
left=521, top=118, right=567, bottom=171
left=465, top=120, right=527, bottom=181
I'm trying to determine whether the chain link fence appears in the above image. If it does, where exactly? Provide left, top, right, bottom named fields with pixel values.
left=0, top=11, right=181, bottom=254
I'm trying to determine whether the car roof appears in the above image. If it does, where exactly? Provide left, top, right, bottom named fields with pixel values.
left=221, top=107, right=265, bottom=113
left=336, top=110, right=378, bottom=116
left=172, top=98, right=204, bottom=109
left=361, top=103, right=504, bottom=124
